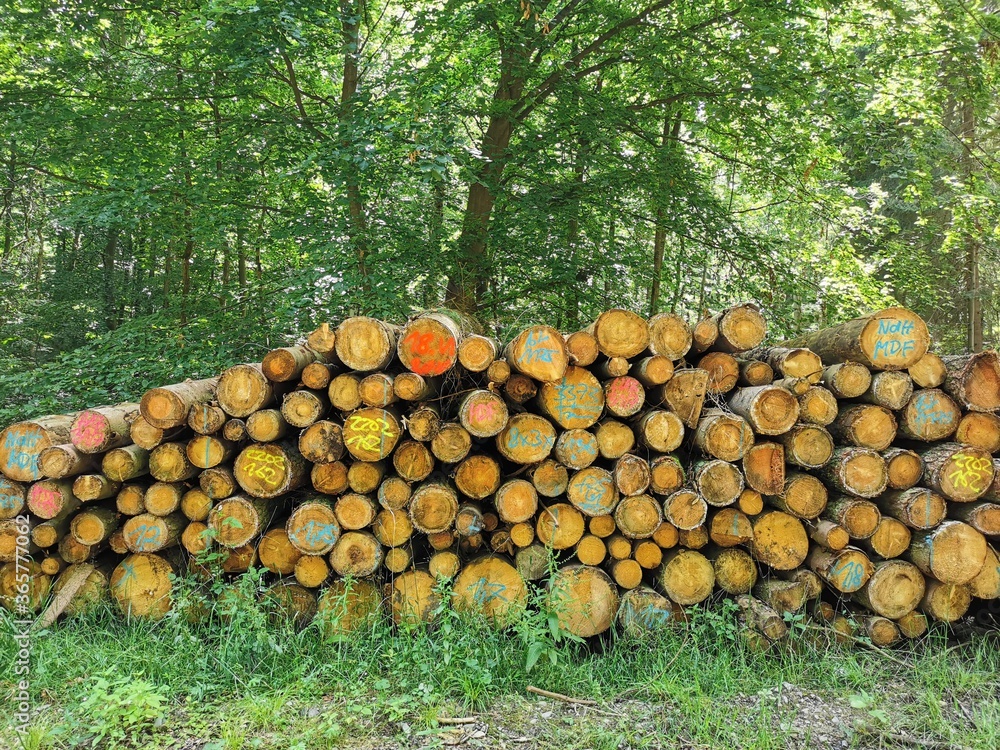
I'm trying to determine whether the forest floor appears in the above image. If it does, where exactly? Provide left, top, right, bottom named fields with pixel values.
left=3, top=596, right=1000, bottom=749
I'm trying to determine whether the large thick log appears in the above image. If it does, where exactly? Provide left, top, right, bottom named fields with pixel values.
left=968, top=545, right=1000, bottom=600
left=907, top=521, right=988, bottom=585
left=504, top=325, right=570, bottom=382
left=565, top=467, right=617, bottom=517
left=409, top=481, right=459, bottom=534
left=70, top=403, right=139, bottom=453
left=330, top=531, right=384, bottom=577
left=547, top=564, right=619, bottom=636
left=705, top=546, right=757, bottom=594
left=392, top=441, right=434, bottom=482
left=855, top=560, right=925, bottom=619
left=388, top=569, right=439, bottom=625
left=38, top=444, right=96, bottom=480
left=0, top=477, right=26, bottom=520
left=693, top=459, right=744, bottom=507
left=186, top=435, right=234, bottom=470
left=918, top=442, right=994, bottom=502
left=941, top=351, right=1000, bottom=412
left=614, top=494, right=662, bottom=539
left=286, top=499, right=341, bottom=555
left=920, top=581, right=971, bottom=622
left=659, top=549, right=715, bottom=604
left=821, top=362, right=872, bottom=398
left=877, top=488, right=947, bottom=530
left=0, top=414, right=74, bottom=482
left=658, top=368, right=709, bottom=428
left=783, top=307, right=928, bottom=370
left=777, top=425, right=833, bottom=469
left=554, top=429, right=598, bottom=469
left=594, top=419, right=635, bottom=459
left=141, top=378, right=218, bottom=429
left=727, top=385, right=799, bottom=436
left=819, top=446, right=887, bottom=498
left=698, top=352, right=740, bottom=395
left=750, top=511, right=809, bottom=570
left=122, top=513, right=185, bottom=553
left=209, top=494, right=280, bottom=548
left=742, top=442, right=785, bottom=495
left=496, top=413, right=556, bottom=465
left=830, top=404, right=896, bottom=451
left=536, top=366, right=605, bottom=429
left=148, top=442, right=198, bottom=483
left=216, top=364, right=276, bottom=418
left=536, top=503, right=586, bottom=549
left=663, top=490, right=707, bottom=530
left=585, top=309, right=650, bottom=358
left=457, top=334, right=499, bottom=372
left=859, top=371, right=914, bottom=411
left=298, top=421, right=345, bottom=465
left=431, top=423, right=472, bottom=463
left=859, top=517, right=911, bottom=559
left=144, top=482, right=184, bottom=516
left=646, top=313, right=692, bottom=360
left=452, top=556, right=527, bottom=624
left=767, top=472, right=827, bottom=520
left=110, top=552, right=174, bottom=619
left=397, top=311, right=472, bottom=376
left=335, top=317, right=397, bottom=371
left=707, top=304, right=767, bottom=353
left=708, top=508, right=753, bottom=547
left=897, top=389, right=960, bottom=442
left=27, top=479, right=78, bottom=519
left=457, top=390, right=509, bottom=438
left=694, top=410, right=754, bottom=462
left=234, top=442, right=307, bottom=498
left=342, top=407, right=402, bottom=462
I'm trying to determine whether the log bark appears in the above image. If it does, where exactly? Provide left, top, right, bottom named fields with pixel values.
left=947, top=501, right=1000, bottom=536
left=140, top=378, right=218, bottom=429
left=782, top=307, right=929, bottom=370
left=968, top=544, right=1000, bottom=600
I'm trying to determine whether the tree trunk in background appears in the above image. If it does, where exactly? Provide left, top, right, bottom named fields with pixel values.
left=2, top=146, right=14, bottom=263
left=649, top=115, right=679, bottom=316
left=961, top=97, right=983, bottom=352
left=102, top=229, right=119, bottom=331
left=237, top=224, right=247, bottom=288
left=447, top=44, right=528, bottom=314
left=340, top=0, right=370, bottom=290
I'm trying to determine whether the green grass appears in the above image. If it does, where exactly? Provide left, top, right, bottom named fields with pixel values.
left=2, top=578, right=999, bottom=749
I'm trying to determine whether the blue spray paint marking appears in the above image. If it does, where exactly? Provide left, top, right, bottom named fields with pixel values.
left=470, top=576, right=508, bottom=606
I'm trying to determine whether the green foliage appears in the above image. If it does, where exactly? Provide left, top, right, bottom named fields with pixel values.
left=76, top=668, right=168, bottom=748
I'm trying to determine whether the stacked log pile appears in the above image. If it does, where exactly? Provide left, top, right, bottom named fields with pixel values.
left=2, top=305, right=999, bottom=647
